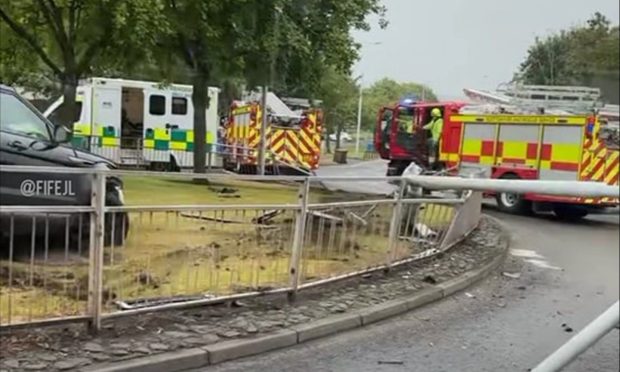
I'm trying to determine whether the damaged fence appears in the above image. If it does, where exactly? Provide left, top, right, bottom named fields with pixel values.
left=0, top=167, right=480, bottom=330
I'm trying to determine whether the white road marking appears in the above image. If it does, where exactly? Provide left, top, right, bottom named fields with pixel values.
left=510, top=249, right=562, bottom=271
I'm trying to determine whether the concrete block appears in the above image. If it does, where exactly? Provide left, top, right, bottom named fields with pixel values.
left=294, top=313, right=362, bottom=343
left=204, top=330, right=297, bottom=365
left=82, top=348, right=208, bottom=372
left=359, top=300, right=409, bottom=326
left=404, top=287, right=443, bottom=310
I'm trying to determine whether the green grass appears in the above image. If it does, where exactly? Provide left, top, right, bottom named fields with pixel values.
left=123, top=176, right=303, bottom=205
left=0, top=177, right=456, bottom=324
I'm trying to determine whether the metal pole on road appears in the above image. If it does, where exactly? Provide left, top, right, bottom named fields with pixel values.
left=532, top=301, right=619, bottom=372
left=403, top=176, right=620, bottom=199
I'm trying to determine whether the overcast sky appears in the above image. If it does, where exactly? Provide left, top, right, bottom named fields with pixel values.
left=352, top=0, right=620, bottom=99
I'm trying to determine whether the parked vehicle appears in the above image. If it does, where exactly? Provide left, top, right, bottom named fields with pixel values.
left=374, top=98, right=620, bottom=220
left=329, top=132, right=352, bottom=142
left=224, top=93, right=323, bottom=175
left=0, top=84, right=128, bottom=248
left=43, top=77, right=220, bottom=171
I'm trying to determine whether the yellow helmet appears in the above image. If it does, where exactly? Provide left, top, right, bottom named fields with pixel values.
left=431, top=108, right=442, bottom=118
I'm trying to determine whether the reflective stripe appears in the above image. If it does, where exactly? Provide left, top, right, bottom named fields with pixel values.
left=451, top=115, right=586, bottom=125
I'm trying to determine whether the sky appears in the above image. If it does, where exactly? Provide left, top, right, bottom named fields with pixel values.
left=352, top=0, right=620, bottom=100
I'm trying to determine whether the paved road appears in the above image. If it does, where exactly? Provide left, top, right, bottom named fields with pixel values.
left=200, top=162, right=619, bottom=372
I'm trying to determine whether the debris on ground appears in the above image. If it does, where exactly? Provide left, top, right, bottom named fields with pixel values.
left=502, top=272, right=521, bottom=279
left=465, top=292, right=475, bottom=298
left=561, top=323, right=574, bottom=333
left=378, top=360, right=405, bottom=365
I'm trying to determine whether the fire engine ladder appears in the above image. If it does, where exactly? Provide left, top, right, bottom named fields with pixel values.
left=497, top=84, right=603, bottom=113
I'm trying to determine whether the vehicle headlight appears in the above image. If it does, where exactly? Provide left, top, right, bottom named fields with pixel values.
left=115, top=185, right=125, bottom=205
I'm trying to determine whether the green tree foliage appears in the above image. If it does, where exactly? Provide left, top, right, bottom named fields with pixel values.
left=156, top=0, right=387, bottom=173
left=317, top=67, right=359, bottom=152
left=360, top=78, right=437, bottom=131
left=0, top=0, right=166, bottom=128
left=518, top=12, right=619, bottom=102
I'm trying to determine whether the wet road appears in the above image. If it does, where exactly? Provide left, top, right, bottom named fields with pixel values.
left=200, top=162, right=619, bottom=372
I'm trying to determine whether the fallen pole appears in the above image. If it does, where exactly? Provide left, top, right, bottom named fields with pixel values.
left=403, top=175, right=620, bottom=199
left=531, top=300, right=619, bottom=372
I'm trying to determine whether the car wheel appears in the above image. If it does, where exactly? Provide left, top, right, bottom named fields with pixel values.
left=105, top=189, right=129, bottom=247
left=495, top=174, right=532, bottom=215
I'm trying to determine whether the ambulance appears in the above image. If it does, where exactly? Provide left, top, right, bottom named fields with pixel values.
left=43, top=78, right=220, bottom=170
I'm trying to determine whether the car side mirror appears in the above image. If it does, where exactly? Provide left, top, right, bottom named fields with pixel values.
left=53, top=125, right=72, bottom=143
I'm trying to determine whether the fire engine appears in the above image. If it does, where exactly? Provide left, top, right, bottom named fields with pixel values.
left=374, top=97, right=619, bottom=220
left=223, top=94, right=323, bottom=175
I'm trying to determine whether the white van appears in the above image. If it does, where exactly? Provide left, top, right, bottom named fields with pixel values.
left=44, top=77, right=220, bottom=170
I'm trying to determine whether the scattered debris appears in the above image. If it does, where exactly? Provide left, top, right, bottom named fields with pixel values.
left=465, top=292, right=475, bottom=299
left=414, top=223, right=438, bottom=239
left=308, top=210, right=344, bottom=223
left=502, top=272, right=521, bottom=279
left=180, top=213, right=241, bottom=224
left=378, top=360, right=404, bottom=365
left=561, top=323, right=574, bottom=333
left=253, top=210, right=285, bottom=224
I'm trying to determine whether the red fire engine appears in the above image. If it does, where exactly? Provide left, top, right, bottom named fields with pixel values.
left=374, top=101, right=619, bottom=219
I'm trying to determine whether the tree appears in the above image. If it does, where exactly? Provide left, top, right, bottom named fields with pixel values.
left=158, top=0, right=387, bottom=173
left=360, top=78, right=437, bottom=132
left=317, top=68, right=358, bottom=152
left=517, top=12, right=620, bottom=102
left=0, top=0, right=165, bottom=129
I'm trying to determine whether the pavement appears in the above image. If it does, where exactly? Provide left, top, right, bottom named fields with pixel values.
left=195, top=161, right=620, bottom=372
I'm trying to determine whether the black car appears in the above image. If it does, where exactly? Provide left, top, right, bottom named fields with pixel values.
left=0, top=84, right=128, bottom=248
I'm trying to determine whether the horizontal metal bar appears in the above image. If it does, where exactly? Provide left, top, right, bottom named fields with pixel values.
left=0, top=206, right=95, bottom=213
left=404, top=175, right=620, bottom=198
left=0, top=315, right=91, bottom=331
left=102, top=287, right=292, bottom=320
left=307, top=199, right=395, bottom=209
left=532, top=300, right=620, bottom=372
left=106, top=204, right=301, bottom=213
left=401, top=198, right=464, bottom=205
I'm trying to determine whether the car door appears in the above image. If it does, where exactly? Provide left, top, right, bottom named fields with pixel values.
left=0, top=90, right=89, bottom=207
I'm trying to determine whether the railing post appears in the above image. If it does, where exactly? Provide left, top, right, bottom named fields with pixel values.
left=288, top=178, right=310, bottom=301
left=87, top=171, right=106, bottom=332
left=386, top=179, right=406, bottom=270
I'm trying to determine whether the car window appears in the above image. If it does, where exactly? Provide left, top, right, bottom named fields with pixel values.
left=0, top=92, right=51, bottom=141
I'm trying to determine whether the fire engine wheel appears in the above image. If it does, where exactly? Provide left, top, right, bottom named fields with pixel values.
left=495, top=174, right=532, bottom=215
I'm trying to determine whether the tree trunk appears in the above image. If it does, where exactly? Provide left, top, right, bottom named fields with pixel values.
left=57, top=74, right=79, bottom=131
left=191, top=70, right=209, bottom=174
left=335, top=120, right=342, bottom=150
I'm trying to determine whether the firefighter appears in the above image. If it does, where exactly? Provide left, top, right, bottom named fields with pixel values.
left=423, top=108, right=443, bottom=168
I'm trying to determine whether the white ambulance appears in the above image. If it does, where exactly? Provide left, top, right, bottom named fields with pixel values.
left=43, top=77, right=220, bottom=170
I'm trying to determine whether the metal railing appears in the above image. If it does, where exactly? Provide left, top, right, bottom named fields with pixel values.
left=0, top=166, right=618, bottom=332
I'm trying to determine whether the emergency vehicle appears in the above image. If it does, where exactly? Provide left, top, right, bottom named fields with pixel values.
left=224, top=94, right=323, bottom=174
left=43, top=78, right=220, bottom=170
left=374, top=100, right=619, bottom=219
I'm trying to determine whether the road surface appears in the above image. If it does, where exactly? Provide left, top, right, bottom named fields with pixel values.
left=198, top=162, right=619, bottom=372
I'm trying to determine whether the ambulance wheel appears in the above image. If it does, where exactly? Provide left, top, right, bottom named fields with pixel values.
left=553, top=205, right=588, bottom=221
left=495, top=174, right=532, bottom=215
